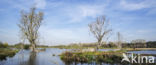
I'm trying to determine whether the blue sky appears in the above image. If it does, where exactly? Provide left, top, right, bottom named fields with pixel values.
left=0, top=0, right=156, bottom=45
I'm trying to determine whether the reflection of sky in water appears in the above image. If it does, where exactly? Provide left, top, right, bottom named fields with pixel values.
left=0, top=48, right=156, bottom=65
left=127, top=50, right=156, bottom=55
left=126, top=50, right=156, bottom=63
left=0, top=48, right=67, bottom=65
left=0, top=50, right=30, bottom=65
left=98, top=49, right=120, bottom=52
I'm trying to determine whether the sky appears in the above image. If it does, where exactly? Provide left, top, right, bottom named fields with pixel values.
left=0, top=0, right=156, bottom=46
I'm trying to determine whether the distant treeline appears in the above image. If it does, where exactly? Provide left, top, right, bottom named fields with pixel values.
left=1, top=41, right=156, bottom=49
left=64, top=41, right=156, bottom=48
left=0, top=42, right=9, bottom=48
left=0, top=41, right=49, bottom=49
left=14, top=43, right=49, bottom=49
left=122, top=41, right=156, bottom=48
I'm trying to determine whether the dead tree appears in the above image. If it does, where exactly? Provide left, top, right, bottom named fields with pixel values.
left=18, top=7, right=43, bottom=52
left=117, top=32, right=122, bottom=49
left=88, top=16, right=112, bottom=50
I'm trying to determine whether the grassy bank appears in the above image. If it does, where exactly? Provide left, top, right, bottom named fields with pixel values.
left=125, top=48, right=156, bottom=51
left=51, top=44, right=156, bottom=51
left=59, top=48, right=156, bottom=64
left=60, top=50, right=124, bottom=63
left=0, top=48, right=19, bottom=60
left=52, top=45, right=156, bottom=51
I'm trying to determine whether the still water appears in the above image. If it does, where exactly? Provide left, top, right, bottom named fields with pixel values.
left=0, top=48, right=156, bottom=65
left=127, top=50, right=156, bottom=55
left=0, top=48, right=67, bottom=65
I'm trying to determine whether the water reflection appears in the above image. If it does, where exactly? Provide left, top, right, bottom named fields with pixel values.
left=63, top=61, right=113, bottom=65
left=0, top=48, right=156, bottom=65
left=127, top=50, right=156, bottom=55
left=17, top=51, right=36, bottom=65
left=28, top=52, right=36, bottom=65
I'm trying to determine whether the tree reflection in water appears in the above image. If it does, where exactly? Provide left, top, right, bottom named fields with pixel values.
left=19, top=51, right=37, bottom=65
left=28, top=52, right=36, bottom=65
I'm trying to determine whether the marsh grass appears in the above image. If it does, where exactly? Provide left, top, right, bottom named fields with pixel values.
left=0, top=48, right=19, bottom=60
left=60, top=51, right=123, bottom=63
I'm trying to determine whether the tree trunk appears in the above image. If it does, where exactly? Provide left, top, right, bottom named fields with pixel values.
left=118, top=42, right=122, bottom=49
left=96, top=39, right=102, bottom=50
left=96, top=43, right=99, bottom=50
left=32, top=43, right=36, bottom=52
left=30, top=40, right=36, bottom=52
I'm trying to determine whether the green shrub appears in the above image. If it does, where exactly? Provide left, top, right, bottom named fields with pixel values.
left=0, top=42, right=9, bottom=48
left=24, top=44, right=30, bottom=49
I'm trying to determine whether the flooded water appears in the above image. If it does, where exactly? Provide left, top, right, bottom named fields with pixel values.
left=0, top=48, right=67, bottom=65
left=127, top=50, right=156, bottom=55
left=98, top=49, right=119, bottom=52
left=0, top=48, right=156, bottom=65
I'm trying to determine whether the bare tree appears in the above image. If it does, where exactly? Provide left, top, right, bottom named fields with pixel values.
left=117, top=32, right=122, bottom=49
left=131, top=39, right=146, bottom=48
left=131, top=39, right=146, bottom=43
left=88, top=16, right=112, bottom=50
left=18, top=7, right=43, bottom=52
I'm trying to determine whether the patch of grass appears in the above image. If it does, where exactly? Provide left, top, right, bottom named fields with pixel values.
left=0, top=48, right=19, bottom=60
left=125, top=48, right=156, bottom=51
left=60, top=51, right=123, bottom=63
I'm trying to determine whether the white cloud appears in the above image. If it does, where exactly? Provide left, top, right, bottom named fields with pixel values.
left=34, top=0, right=47, bottom=9
left=42, top=0, right=110, bottom=23
left=65, top=5, right=105, bottom=23
left=39, top=26, right=96, bottom=45
left=119, top=0, right=148, bottom=11
left=136, top=30, right=152, bottom=34
left=6, top=0, right=47, bottom=10
left=119, top=0, right=156, bottom=11
left=1, top=0, right=156, bottom=45
left=79, top=5, right=103, bottom=18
